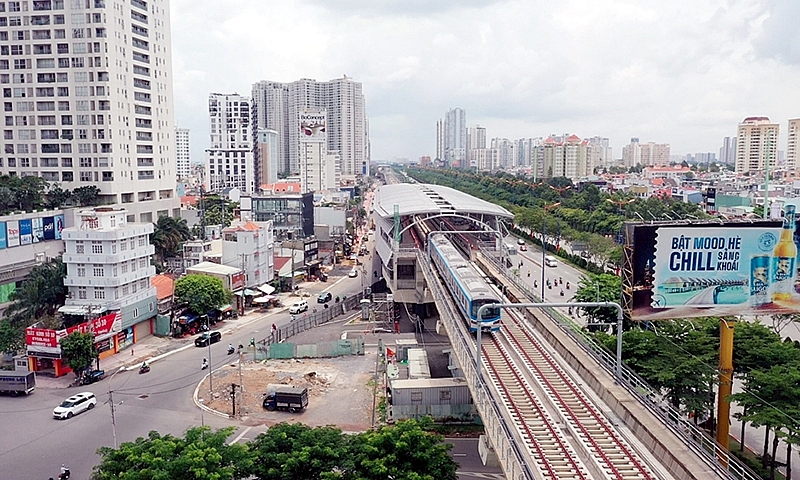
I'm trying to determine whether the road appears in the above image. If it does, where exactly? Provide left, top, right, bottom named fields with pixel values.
left=0, top=269, right=365, bottom=480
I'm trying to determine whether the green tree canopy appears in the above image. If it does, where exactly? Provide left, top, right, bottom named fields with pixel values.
left=73, top=185, right=102, bottom=207
left=174, top=274, right=230, bottom=315
left=4, top=257, right=67, bottom=326
left=0, top=320, right=24, bottom=355
left=573, top=273, right=621, bottom=328
left=248, top=423, right=350, bottom=480
left=201, top=195, right=236, bottom=228
left=92, top=427, right=252, bottom=480
left=151, top=215, right=192, bottom=262
left=60, top=331, right=96, bottom=377
left=46, top=184, right=73, bottom=209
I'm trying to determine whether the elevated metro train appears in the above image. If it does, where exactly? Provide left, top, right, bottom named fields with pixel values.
left=428, top=233, right=502, bottom=333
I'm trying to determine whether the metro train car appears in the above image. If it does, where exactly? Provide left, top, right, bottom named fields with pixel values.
left=428, top=234, right=501, bottom=333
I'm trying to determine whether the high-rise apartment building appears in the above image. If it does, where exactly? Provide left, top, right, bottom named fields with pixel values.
left=254, top=128, right=278, bottom=189
left=298, top=108, right=339, bottom=192
left=490, top=137, right=515, bottom=169
left=205, top=93, right=254, bottom=194
left=586, top=136, right=611, bottom=170
left=436, top=118, right=445, bottom=162
left=719, top=136, right=737, bottom=165
left=466, top=125, right=485, bottom=168
left=622, top=139, right=670, bottom=167
left=735, top=117, right=779, bottom=174
left=438, top=108, right=466, bottom=168
left=787, top=119, right=800, bottom=172
left=175, top=127, right=190, bottom=180
left=0, top=0, right=179, bottom=223
left=251, top=76, right=368, bottom=178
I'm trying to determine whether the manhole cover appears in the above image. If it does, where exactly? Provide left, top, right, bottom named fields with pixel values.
left=138, top=394, right=149, bottom=399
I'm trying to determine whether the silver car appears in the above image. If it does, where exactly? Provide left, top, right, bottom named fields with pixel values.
left=53, top=391, right=97, bottom=419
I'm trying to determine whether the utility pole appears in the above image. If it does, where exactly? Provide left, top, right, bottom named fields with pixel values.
left=230, top=383, right=236, bottom=417
left=108, top=389, right=118, bottom=448
left=238, top=352, right=243, bottom=419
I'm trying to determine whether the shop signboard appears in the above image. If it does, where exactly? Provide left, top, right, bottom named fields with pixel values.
left=25, top=327, right=59, bottom=348
left=624, top=211, right=800, bottom=320
left=91, top=312, right=119, bottom=336
left=231, top=272, right=245, bottom=291
left=6, top=220, right=19, bottom=247
left=19, top=218, right=32, bottom=245
left=94, top=337, right=112, bottom=354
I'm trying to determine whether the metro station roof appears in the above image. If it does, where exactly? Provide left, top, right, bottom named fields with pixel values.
left=373, top=183, right=513, bottom=219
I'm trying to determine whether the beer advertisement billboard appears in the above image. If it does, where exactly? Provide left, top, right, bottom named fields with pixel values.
left=624, top=209, right=800, bottom=320
left=6, top=220, right=19, bottom=247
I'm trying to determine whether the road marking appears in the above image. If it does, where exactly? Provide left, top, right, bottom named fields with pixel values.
left=322, top=274, right=350, bottom=293
left=229, top=426, right=251, bottom=445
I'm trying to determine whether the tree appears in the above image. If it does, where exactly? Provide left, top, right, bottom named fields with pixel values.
left=348, top=418, right=458, bottom=480
left=4, top=257, right=67, bottom=326
left=201, top=195, right=236, bottom=228
left=248, top=423, right=350, bottom=480
left=73, top=185, right=102, bottom=207
left=11, top=175, right=48, bottom=211
left=60, top=331, right=96, bottom=377
left=151, top=215, right=192, bottom=263
left=174, top=274, right=230, bottom=315
left=92, top=427, right=252, bottom=480
left=46, top=184, right=72, bottom=209
left=0, top=320, right=24, bottom=355
left=573, top=274, right=621, bottom=329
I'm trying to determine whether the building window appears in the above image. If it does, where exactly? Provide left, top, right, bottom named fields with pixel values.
left=75, top=241, right=84, bottom=253
left=78, top=286, right=87, bottom=299
left=111, top=243, right=116, bottom=254
left=138, top=236, right=146, bottom=247
left=121, top=263, right=127, bottom=274
left=122, top=285, right=129, bottom=295
left=93, top=266, right=103, bottom=277
left=94, top=288, right=104, bottom=299
left=120, top=241, right=126, bottom=251
left=129, top=239, right=135, bottom=250
left=76, top=266, right=85, bottom=277
left=138, top=258, right=146, bottom=269
left=139, top=278, right=147, bottom=289
left=91, top=241, right=102, bottom=254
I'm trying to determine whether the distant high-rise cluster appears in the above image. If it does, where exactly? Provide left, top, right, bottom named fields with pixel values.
left=719, top=136, right=737, bottom=165
left=735, top=117, right=779, bottom=174
left=787, top=118, right=800, bottom=172
left=251, top=76, right=369, bottom=180
left=622, top=138, right=670, bottom=168
left=205, top=93, right=254, bottom=194
left=436, top=108, right=466, bottom=167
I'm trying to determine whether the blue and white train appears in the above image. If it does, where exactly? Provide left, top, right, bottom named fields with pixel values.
left=429, top=234, right=502, bottom=333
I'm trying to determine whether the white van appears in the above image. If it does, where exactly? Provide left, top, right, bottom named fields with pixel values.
left=544, top=255, right=558, bottom=267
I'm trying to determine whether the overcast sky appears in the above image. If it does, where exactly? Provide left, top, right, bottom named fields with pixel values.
left=170, top=0, right=800, bottom=163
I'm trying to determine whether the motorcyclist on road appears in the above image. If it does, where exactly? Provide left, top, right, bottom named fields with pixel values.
left=566, top=282, right=570, bottom=289
left=201, top=358, right=208, bottom=370
left=140, top=361, right=148, bottom=370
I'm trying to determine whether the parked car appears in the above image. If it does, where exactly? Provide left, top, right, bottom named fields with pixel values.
left=348, top=269, right=358, bottom=278
left=53, top=392, right=96, bottom=419
left=317, top=292, right=332, bottom=303
left=80, top=369, right=105, bottom=386
left=194, top=330, right=222, bottom=347
left=289, top=300, right=309, bottom=314
left=519, top=244, right=527, bottom=251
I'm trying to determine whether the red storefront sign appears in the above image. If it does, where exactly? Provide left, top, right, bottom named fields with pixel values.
left=25, top=327, right=58, bottom=347
left=231, top=272, right=245, bottom=291
left=91, top=312, right=118, bottom=336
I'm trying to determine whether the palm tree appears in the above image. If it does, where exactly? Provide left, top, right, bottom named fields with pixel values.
left=5, top=258, right=67, bottom=327
left=151, top=216, right=192, bottom=263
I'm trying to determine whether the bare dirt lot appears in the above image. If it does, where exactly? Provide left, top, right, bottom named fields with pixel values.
left=198, top=353, right=377, bottom=432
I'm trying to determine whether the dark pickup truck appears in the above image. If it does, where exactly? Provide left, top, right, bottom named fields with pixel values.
left=262, top=386, right=308, bottom=413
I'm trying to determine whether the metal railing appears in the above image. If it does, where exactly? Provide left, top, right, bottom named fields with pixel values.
left=478, top=247, right=761, bottom=480
left=257, top=293, right=366, bottom=347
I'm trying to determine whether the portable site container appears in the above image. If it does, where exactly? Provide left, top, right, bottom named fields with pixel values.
left=388, top=377, right=475, bottom=422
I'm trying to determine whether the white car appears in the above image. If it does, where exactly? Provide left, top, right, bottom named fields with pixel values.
left=349, top=269, right=358, bottom=278
left=53, top=391, right=96, bottom=419
left=289, top=300, right=308, bottom=314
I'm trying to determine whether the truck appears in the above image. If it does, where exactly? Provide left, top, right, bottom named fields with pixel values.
left=0, top=370, right=36, bottom=396
left=262, top=385, right=308, bottom=413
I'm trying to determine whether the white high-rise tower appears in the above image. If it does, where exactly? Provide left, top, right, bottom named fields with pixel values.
left=175, top=127, right=190, bottom=180
left=0, top=0, right=179, bottom=223
left=205, top=93, right=254, bottom=194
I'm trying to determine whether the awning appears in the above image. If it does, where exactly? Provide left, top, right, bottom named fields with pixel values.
left=252, top=295, right=276, bottom=304
left=243, top=289, right=260, bottom=296
left=58, top=305, right=90, bottom=315
left=218, top=304, right=233, bottom=313
left=257, top=284, right=276, bottom=295
left=279, top=270, right=306, bottom=278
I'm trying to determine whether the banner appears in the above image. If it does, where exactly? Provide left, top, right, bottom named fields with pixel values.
left=31, top=217, right=43, bottom=243
left=19, top=219, right=32, bottom=245
left=0, top=221, right=6, bottom=249
left=54, top=214, right=65, bottom=239
left=91, top=312, right=119, bottom=336
left=42, top=216, right=55, bottom=240
left=25, top=327, right=58, bottom=348
left=6, top=220, right=19, bottom=247
left=625, top=214, right=800, bottom=320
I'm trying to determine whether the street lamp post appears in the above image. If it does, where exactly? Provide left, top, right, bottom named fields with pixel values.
left=541, top=202, right=561, bottom=301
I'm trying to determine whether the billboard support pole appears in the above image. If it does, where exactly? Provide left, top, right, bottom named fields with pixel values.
left=477, top=301, right=624, bottom=383
left=716, top=318, right=735, bottom=458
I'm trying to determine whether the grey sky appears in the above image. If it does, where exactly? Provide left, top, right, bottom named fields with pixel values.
left=171, top=0, right=800, bottom=164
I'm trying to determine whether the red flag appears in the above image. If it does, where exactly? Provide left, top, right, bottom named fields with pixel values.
left=386, top=348, right=395, bottom=358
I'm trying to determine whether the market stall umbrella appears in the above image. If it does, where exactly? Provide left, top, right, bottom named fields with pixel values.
left=252, top=295, right=275, bottom=304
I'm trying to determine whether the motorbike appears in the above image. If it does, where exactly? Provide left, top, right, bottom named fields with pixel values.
left=59, top=467, right=71, bottom=479
left=227, top=345, right=235, bottom=355
left=201, top=360, right=208, bottom=370
left=139, top=365, right=150, bottom=374
left=566, top=282, right=570, bottom=290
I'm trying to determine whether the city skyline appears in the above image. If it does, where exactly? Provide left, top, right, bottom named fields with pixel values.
left=170, top=0, right=800, bottom=164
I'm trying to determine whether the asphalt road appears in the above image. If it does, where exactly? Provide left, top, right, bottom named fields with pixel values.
left=0, top=269, right=366, bottom=480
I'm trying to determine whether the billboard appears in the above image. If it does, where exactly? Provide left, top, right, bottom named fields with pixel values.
left=54, top=214, right=65, bottom=239
left=32, top=217, right=43, bottom=243
left=299, top=111, right=326, bottom=143
left=42, top=216, right=55, bottom=240
left=19, top=218, right=32, bottom=245
left=6, top=220, right=19, bottom=247
left=0, top=222, right=6, bottom=249
left=624, top=214, right=800, bottom=320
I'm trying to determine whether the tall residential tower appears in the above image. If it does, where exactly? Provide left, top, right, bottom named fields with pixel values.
left=0, top=0, right=179, bottom=223
left=175, top=127, right=190, bottom=180
left=205, top=93, right=254, bottom=194
left=735, top=117, right=779, bottom=174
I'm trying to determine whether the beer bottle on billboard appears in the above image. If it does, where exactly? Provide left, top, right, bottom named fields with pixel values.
left=772, top=205, right=797, bottom=301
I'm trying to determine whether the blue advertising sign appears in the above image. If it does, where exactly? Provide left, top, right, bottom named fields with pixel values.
left=19, top=219, right=32, bottom=245
left=54, top=214, right=65, bottom=239
left=0, top=222, right=7, bottom=249
left=643, top=206, right=800, bottom=319
left=42, top=216, right=55, bottom=240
